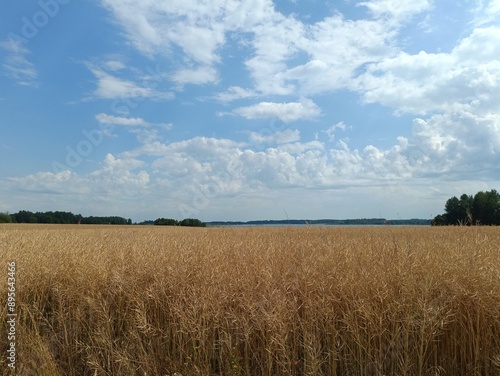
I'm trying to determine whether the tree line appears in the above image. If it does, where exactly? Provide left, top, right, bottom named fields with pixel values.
left=432, top=189, right=500, bottom=225
left=154, top=218, right=206, bottom=227
left=0, top=210, right=206, bottom=227
left=0, top=211, right=132, bottom=225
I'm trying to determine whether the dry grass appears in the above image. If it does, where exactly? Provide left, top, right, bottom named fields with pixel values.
left=1, top=224, right=500, bottom=375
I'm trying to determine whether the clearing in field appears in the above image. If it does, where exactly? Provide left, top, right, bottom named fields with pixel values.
left=1, top=224, right=500, bottom=375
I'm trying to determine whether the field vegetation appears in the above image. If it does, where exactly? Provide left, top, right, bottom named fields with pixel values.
left=1, top=224, right=500, bottom=375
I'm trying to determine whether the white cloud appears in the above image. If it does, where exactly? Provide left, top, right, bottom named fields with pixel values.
left=106, top=153, right=144, bottom=170
left=172, top=66, right=218, bottom=86
left=472, top=0, right=500, bottom=26
left=105, top=59, right=127, bottom=71
left=99, top=0, right=237, bottom=86
left=215, top=86, right=256, bottom=102
left=356, top=26, right=500, bottom=115
left=411, top=109, right=500, bottom=177
left=86, top=61, right=174, bottom=102
left=358, top=0, right=433, bottom=21
left=277, top=141, right=325, bottom=154
left=101, top=0, right=229, bottom=64
left=96, top=113, right=148, bottom=126
left=245, top=14, right=305, bottom=95
left=0, top=38, right=38, bottom=87
left=7, top=154, right=151, bottom=210
left=95, top=113, right=172, bottom=144
left=233, top=98, right=321, bottom=122
left=155, top=136, right=245, bottom=158
left=96, top=0, right=400, bottom=98
left=94, top=0, right=435, bottom=102
left=486, top=0, right=500, bottom=18
left=98, top=0, right=395, bottom=97
left=90, top=68, right=155, bottom=99
left=323, top=122, right=347, bottom=142
left=249, top=129, right=300, bottom=144
left=122, top=134, right=420, bottom=193
left=453, top=27, right=500, bottom=64
left=284, top=15, right=396, bottom=95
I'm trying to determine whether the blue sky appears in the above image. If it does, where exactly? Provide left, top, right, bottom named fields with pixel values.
left=1, top=0, right=500, bottom=222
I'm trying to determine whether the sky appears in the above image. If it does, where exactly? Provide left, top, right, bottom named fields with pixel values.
left=1, top=0, right=500, bottom=222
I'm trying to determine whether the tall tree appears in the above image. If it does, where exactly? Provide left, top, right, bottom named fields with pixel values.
left=472, top=190, right=500, bottom=225
left=459, top=194, right=474, bottom=224
left=444, top=196, right=462, bottom=225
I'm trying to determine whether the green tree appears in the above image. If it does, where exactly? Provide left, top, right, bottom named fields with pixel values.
left=431, top=214, right=446, bottom=226
left=179, top=218, right=206, bottom=227
left=472, top=190, right=500, bottom=225
left=154, top=218, right=179, bottom=226
left=0, top=213, right=12, bottom=223
left=13, top=210, right=37, bottom=223
left=442, top=194, right=473, bottom=225
left=459, top=194, right=473, bottom=224
left=433, top=189, right=500, bottom=226
left=444, top=196, right=462, bottom=225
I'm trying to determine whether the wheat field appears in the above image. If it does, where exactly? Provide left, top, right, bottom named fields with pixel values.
left=1, top=224, right=500, bottom=376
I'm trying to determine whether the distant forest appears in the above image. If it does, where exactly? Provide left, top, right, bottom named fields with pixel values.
left=0, top=210, right=132, bottom=225
left=0, top=210, right=207, bottom=227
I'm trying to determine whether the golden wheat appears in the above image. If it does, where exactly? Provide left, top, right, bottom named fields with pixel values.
left=1, top=224, right=500, bottom=375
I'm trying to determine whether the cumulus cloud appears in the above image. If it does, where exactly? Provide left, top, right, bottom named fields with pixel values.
left=91, top=154, right=150, bottom=187
left=249, top=129, right=300, bottom=144
left=411, top=109, right=500, bottom=178
left=233, top=98, right=321, bottom=122
left=121, top=134, right=425, bottom=193
left=356, top=26, right=500, bottom=115
left=5, top=124, right=499, bottom=220
left=9, top=153, right=150, bottom=204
